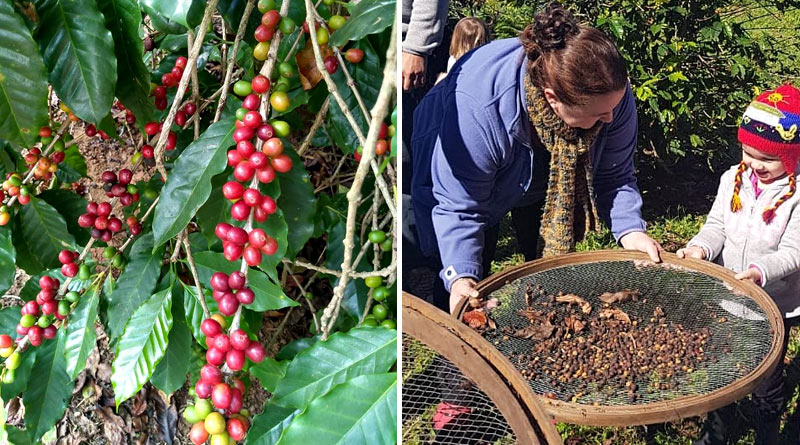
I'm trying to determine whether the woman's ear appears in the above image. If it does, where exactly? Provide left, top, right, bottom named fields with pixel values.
left=543, top=88, right=560, bottom=108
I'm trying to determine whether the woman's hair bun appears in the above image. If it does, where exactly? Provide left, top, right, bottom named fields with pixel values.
left=530, top=2, right=579, bottom=53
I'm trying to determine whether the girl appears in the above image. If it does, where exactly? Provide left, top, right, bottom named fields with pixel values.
left=677, top=83, right=800, bottom=445
left=436, top=17, right=490, bottom=83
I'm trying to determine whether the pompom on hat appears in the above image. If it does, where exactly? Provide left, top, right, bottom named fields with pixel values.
left=732, top=84, right=800, bottom=223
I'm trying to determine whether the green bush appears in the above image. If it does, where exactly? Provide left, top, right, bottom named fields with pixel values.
left=449, top=0, right=800, bottom=168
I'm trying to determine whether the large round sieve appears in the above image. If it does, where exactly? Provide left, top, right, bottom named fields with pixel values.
left=403, top=293, right=563, bottom=444
left=455, top=250, right=784, bottom=426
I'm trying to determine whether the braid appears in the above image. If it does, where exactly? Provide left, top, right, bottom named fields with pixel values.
left=730, top=161, right=746, bottom=213
left=762, top=173, right=796, bottom=224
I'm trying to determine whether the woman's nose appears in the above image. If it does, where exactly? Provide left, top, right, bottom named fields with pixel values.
left=599, top=112, right=614, bottom=124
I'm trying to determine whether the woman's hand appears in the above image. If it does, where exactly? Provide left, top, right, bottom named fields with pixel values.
left=620, top=231, right=663, bottom=262
left=676, top=246, right=706, bottom=260
left=402, top=52, right=426, bottom=90
left=449, top=277, right=479, bottom=315
left=735, top=267, right=763, bottom=285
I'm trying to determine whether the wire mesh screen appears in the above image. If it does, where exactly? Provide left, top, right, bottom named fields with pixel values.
left=474, top=259, right=775, bottom=407
left=402, top=333, right=518, bottom=445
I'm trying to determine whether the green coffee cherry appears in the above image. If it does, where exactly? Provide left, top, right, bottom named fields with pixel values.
left=58, top=300, right=70, bottom=316
left=78, top=264, right=91, bottom=280
left=112, top=254, right=124, bottom=268
left=104, top=247, right=116, bottom=259
left=20, top=314, right=35, bottom=328
left=6, top=352, right=21, bottom=370
left=2, top=369, right=15, bottom=384
left=65, top=291, right=80, bottom=303
left=37, top=315, right=52, bottom=328
left=236, top=107, right=249, bottom=120
left=373, top=286, right=389, bottom=302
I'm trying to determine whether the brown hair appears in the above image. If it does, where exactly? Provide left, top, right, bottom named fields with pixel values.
left=519, top=2, right=628, bottom=106
left=449, top=17, right=490, bottom=60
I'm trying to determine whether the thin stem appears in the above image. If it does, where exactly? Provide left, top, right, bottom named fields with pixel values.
left=152, top=0, right=220, bottom=178
left=215, top=0, right=257, bottom=123
left=319, top=22, right=397, bottom=338
left=187, top=31, right=201, bottom=140
left=297, top=97, right=330, bottom=156
left=183, top=234, right=211, bottom=319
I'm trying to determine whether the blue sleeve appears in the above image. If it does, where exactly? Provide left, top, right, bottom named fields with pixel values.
left=431, top=92, right=500, bottom=291
left=594, top=84, right=648, bottom=241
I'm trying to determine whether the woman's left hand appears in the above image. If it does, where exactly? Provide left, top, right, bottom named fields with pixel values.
left=620, top=231, right=664, bottom=262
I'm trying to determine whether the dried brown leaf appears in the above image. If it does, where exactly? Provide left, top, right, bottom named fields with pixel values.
left=564, top=315, right=586, bottom=333
left=555, top=293, right=592, bottom=314
left=511, top=323, right=555, bottom=340
left=97, top=406, right=128, bottom=444
left=599, top=308, right=631, bottom=324
left=296, top=40, right=333, bottom=90
left=598, top=290, right=640, bottom=304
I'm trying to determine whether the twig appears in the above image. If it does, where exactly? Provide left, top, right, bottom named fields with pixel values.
left=215, top=0, right=257, bottom=122
left=319, top=19, right=397, bottom=338
left=152, top=0, right=220, bottom=178
left=187, top=31, right=201, bottom=140
left=297, top=97, right=330, bottom=156
left=5, top=123, right=70, bottom=207
left=118, top=195, right=160, bottom=253
left=183, top=234, right=211, bottom=319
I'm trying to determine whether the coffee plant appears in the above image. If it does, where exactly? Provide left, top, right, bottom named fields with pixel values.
left=0, top=0, right=396, bottom=443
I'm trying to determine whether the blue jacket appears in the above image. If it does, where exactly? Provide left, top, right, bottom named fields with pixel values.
left=411, top=38, right=647, bottom=291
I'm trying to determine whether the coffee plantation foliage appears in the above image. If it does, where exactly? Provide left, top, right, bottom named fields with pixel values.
left=450, top=0, right=800, bottom=167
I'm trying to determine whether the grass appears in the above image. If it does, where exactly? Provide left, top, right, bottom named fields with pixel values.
left=489, top=210, right=800, bottom=444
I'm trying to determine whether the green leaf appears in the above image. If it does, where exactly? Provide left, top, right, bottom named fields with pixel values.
left=6, top=426, right=32, bottom=445
left=99, top=0, right=156, bottom=128
left=111, top=286, right=173, bottom=407
left=63, top=284, right=100, bottom=379
left=271, top=327, right=396, bottom=409
left=107, top=233, right=165, bottom=339
left=250, top=358, right=288, bottom=393
left=245, top=404, right=301, bottom=445
left=328, top=0, right=394, bottom=47
left=278, top=373, right=397, bottom=444
left=276, top=336, right=317, bottom=361
left=35, top=0, right=117, bottom=124
left=140, top=0, right=205, bottom=29
left=195, top=173, right=229, bottom=244
left=253, top=206, right=288, bottom=283
left=278, top=148, right=316, bottom=258
left=181, top=282, right=218, bottom=344
left=0, top=0, right=49, bottom=148
left=38, top=189, right=89, bottom=245
left=0, top=307, right=17, bottom=336
left=144, top=4, right=187, bottom=34
left=153, top=115, right=236, bottom=248
left=14, top=197, right=76, bottom=275
left=0, top=227, right=14, bottom=295
left=151, top=286, right=192, bottom=394
left=55, top=144, right=88, bottom=184
left=327, top=39, right=381, bottom=154
left=0, top=395, right=6, bottom=445
left=191, top=251, right=298, bottom=311
left=22, top=329, right=74, bottom=443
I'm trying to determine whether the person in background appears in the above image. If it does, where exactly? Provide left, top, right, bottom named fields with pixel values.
left=409, top=2, right=662, bottom=313
left=436, top=17, right=490, bottom=84
left=402, top=0, right=449, bottom=302
left=677, top=84, right=800, bottom=445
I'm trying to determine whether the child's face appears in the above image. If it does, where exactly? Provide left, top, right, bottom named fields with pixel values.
left=742, top=144, right=787, bottom=184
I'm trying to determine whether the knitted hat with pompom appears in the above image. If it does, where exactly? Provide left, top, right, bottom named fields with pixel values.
left=731, top=84, right=800, bottom=223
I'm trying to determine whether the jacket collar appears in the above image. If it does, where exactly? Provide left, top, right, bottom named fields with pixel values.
left=510, top=54, right=532, bottom=148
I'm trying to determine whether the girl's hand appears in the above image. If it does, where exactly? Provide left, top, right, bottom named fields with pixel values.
left=449, top=277, right=479, bottom=315
left=620, top=231, right=664, bottom=262
left=676, top=246, right=706, bottom=260
left=735, top=267, right=763, bottom=285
